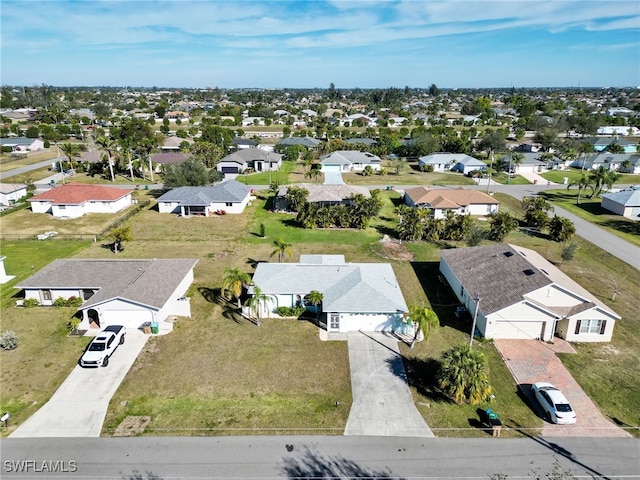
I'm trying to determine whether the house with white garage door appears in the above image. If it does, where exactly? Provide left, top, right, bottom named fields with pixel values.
left=16, top=258, right=198, bottom=333
left=439, top=244, right=619, bottom=342
left=156, top=179, right=253, bottom=215
left=247, top=254, right=407, bottom=333
left=320, top=150, right=382, bottom=173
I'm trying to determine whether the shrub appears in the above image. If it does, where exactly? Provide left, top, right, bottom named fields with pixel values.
left=68, top=317, right=81, bottom=334
left=23, top=298, right=40, bottom=308
left=53, top=297, right=68, bottom=307
left=275, top=306, right=306, bottom=317
left=0, top=331, right=19, bottom=350
left=66, top=296, right=83, bottom=307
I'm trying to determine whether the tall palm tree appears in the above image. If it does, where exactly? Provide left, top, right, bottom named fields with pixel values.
left=58, top=142, right=86, bottom=171
left=567, top=173, right=593, bottom=205
left=221, top=268, right=251, bottom=308
left=96, top=136, right=116, bottom=182
left=243, top=286, right=272, bottom=326
left=408, top=305, right=439, bottom=348
left=270, top=238, right=293, bottom=263
left=438, top=343, right=492, bottom=405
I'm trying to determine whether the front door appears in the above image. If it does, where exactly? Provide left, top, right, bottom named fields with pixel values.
left=330, top=313, right=340, bottom=331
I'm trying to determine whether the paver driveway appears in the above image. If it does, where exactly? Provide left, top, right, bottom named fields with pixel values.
left=344, top=332, right=434, bottom=437
left=10, top=329, right=148, bottom=438
left=494, top=339, right=630, bottom=437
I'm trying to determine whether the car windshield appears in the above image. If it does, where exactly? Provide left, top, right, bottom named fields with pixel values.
left=555, top=403, right=572, bottom=412
left=88, top=343, right=105, bottom=351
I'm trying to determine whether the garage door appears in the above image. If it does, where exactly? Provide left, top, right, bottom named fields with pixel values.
left=221, top=166, right=239, bottom=174
left=101, top=310, right=154, bottom=329
left=493, top=320, right=545, bottom=340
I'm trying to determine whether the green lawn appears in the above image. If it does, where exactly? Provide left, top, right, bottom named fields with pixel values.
left=538, top=189, right=640, bottom=247
left=541, top=169, right=640, bottom=186
left=1, top=189, right=638, bottom=438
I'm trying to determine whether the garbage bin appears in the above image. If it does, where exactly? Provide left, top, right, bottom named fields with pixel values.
left=142, top=322, right=152, bottom=334
left=563, top=177, right=568, bottom=185
left=151, top=322, right=159, bottom=334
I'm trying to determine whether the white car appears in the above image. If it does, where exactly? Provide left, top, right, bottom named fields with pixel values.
left=532, top=382, right=576, bottom=424
left=79, top=325, right=126, bottom=367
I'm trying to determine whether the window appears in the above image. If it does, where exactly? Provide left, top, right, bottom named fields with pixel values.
left=42, top=289, right=52, bottom=301
left=576, top=319, right=605, bottom=334
left=225, top=202, right=233, bottom=207
left=330, top=313, right=339, bottom=330
left=59, top=205, right=66, bottom=210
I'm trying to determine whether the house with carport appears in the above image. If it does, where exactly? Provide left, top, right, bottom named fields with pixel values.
left=28, top=183, right=132, bottom=218
left=15, top=258, right=198, bottom=333
left=247, top=255, right=408, bottom=333
left=157, top=179, right=253, bottom=216
left=439, top=244, right=619, bottom=342
left=404, top=186, right=499, bottom=219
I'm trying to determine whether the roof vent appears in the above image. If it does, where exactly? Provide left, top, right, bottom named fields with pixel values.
left=523, top=269, right=536, bottom=276
left=504, top=251, right=514, bottom=257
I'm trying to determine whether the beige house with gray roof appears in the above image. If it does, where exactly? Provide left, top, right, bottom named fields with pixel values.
left=439, top=244, right=619, bottom=342
left=16, top=258, right=198, bottom=333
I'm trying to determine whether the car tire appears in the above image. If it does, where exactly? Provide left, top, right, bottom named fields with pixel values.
left=102, top=356, right=109, bottom=367
left=120, top=335, right=125, bottom=345
left=545, top=411, right=552, bottom=423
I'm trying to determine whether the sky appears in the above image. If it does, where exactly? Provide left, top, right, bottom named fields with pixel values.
left=1, top=0, right=639, bottom=89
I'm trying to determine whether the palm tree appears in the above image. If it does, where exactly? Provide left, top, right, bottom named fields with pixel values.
left=438, top=343, right=492, bottom=405
left=96, top=136, right=116, bottom=182
left=548, top=216, right=576, bottom=243
left=58, top=142, right=86, bottom=171
left=521, top=196, right=553, bottom=230
left=243, top=286, right=272, bottom=326
left=408, top=305, right=439, bottom=348
left=221, top=268, right=251, bottom=308
left=306, top=290, right=323, bottom=318
left=487, top=211, right=518, bottom=241
left=567, top=173, right=593, bottom=204
left=507, top=152, right=524, bottom=183
left=602, top=169, right=620, bottom=194
left=270, top=238, right=293, bottom=263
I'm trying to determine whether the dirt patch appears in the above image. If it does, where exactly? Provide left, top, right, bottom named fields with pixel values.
left=112, top=416, right=150, bottom=437
left=377, top=236, right=414, bottom=261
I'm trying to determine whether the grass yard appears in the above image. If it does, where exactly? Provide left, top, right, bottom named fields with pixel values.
left=538, top=189, right=640, bottom=247
left=541, top=169, right=640, bottom=186
left=343, top=168, right=476, bottom=187
left=1, top=186, right=638, bottom=438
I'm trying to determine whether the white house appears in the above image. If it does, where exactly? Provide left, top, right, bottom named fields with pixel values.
left=319, top=150, right=382, bottom=173
left=156, top=179, right=253, bottom=216
left=418, top=153, right=462, bottom=172
left=0, top=183, right=28, bottom=207
left=450, top=155, right=487, bottom=175
left=0, top=137, right=45, bottom=152
left=404, top=186, right=499, bottom=219
left=503, top=152, right=550, bottom=173
left=440, top=244, right=619, bottom=343
left=597, top=126, right=639, bottom=136
left=601, top=186, right=640, bottom=218
left=16, top=258, right=198, bottom=333
left=28, top=183, right=132, bottom=218
left=248, top=255, right=408, bottom=333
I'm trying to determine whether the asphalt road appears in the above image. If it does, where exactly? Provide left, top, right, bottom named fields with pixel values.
left=1, top=436, right=638, bottom=478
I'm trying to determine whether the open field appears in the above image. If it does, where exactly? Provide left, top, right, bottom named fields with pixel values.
left=0, top=148, right=58, bottom=173
left=1, top=188, right=638, bottom=438
left=538, top=189, right=640, bottom=247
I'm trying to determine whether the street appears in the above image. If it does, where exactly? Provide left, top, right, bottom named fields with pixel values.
left=1, top=436, right=638, bottom=478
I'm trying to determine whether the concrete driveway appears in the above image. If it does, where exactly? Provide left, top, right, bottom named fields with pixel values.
left=493, top=339, right=630, bottom=437
left=344, top=332, right=434, bottom=437
left=323, top=170, right=345, bottom=185
left=10, top=329, right=148, bottom=438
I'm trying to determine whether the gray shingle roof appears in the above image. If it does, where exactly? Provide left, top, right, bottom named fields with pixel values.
left=157, top=179, right=252, bottom=205
left=277, top=137, right=322, bottom=148
left=16, top=258, right=198, bottom=310
left=250, top=256, right=407, bottom=314
left=320, top=150, right=381, bottom=165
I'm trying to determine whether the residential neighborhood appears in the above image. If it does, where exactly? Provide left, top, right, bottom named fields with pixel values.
left=0, top=83, right=639, bottom=450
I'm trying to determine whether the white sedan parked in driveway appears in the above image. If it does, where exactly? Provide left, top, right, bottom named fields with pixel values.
left=532, top=382, right=576, bottom=424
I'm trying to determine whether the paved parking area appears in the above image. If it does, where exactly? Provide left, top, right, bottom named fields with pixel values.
left=494, top=339, right=630, bottom=437
left=10, top=329, right=148, bottom=438
left=344, top=332, right=434, bottom=437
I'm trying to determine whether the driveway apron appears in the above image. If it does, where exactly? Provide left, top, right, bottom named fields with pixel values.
left=344, top=332, right=434, bottom=437
left=493, top=339, right=630, bottom=437
left=10, top=330, right=148, bottom=438
left=323, top=170, right=345, bottom=185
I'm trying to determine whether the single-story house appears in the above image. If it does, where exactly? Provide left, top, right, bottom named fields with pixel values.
left=0, top=183, right=28, bottom=207
left=597, top=126, right=639, bottom=136
left=157, top=179, right=253, bottom=216
left=231, top=138, right=259, bottom=149
left=28, top=183, right=132, bottom=218
left=247, top=254, right=408, bottom=333
left=503, top=152, right=550, bottom=173
left=320, top=150, right=382, bottom=173
left=418, top=153, right=461, bottom=172
left=149, top=152, right=193, bottom=172
left=16, top=258, right=198, bottom=332
left=619, top=155, right=640, bottom=174
left=160, top=136, right=193, bottom=151
left=345, top=138, right=377, bottom=147
left=404, top=186, right=499, bottom=218
left=0, top=137, right=45, bottom=152
left=275, top=136, right=322, bottom=151
left=570, top=153, right=638, bottom=172
left=439, top=244, right=619, bottom=342
left=274, top=184, right=371, bottom=211
left=601, top=186, right=640, bottom=218
left=450, top=155, right=486, bottom=175
left=216, top=149, right=282, bottom=177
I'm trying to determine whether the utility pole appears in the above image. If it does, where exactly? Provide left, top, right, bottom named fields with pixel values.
left=486, top=150, right=493, bottom=194
left=470, top=293, right=481, bottom=346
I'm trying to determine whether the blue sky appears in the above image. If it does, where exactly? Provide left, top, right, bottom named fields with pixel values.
left=1, top=0, right=639, bottom=88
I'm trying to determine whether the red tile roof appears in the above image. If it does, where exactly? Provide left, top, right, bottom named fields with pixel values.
left=29, top=183, right=131, bottom=205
